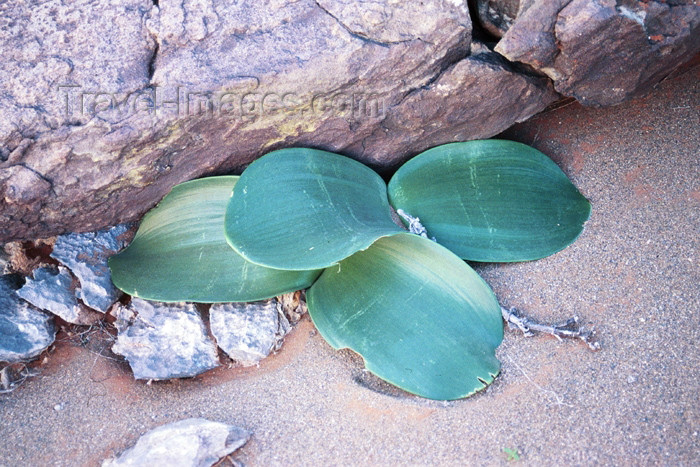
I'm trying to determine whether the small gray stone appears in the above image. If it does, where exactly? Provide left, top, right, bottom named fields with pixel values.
left=210, top=300, right=287, bottom=366
left=0, top=274, right=55, bottom=362
left=16, top=266, right=86, bottom=324
left=50, top=224, right=130, bottom=313
left=112, top=299, right=219, bottom=380
left=102, top=418, right=250, bottom=467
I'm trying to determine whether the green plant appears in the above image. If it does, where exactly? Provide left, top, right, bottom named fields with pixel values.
left=109, top=140, right=590, bottom=400
left=503, top=447, right=521, bottom=461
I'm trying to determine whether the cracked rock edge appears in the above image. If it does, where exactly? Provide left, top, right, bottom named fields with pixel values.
left=0, top=274, right=56, bottom=363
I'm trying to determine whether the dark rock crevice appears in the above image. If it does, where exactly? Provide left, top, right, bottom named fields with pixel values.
left=461, top=1, right=559, bottom=82
left=467, top=0, right=503, bottom=43
left=471, top=40, right=553, bottom=81
left=147, top=42, right=160, bottom=82
left=394, top=40, right=472, bottom=108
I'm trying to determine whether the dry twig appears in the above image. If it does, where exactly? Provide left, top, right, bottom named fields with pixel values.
left=501, top=306, right=600, bottom=351
left=0, top=363, right=40, bottom=394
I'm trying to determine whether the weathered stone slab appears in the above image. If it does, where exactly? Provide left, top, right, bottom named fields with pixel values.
left=0, top=274, right=55, bottom=362
left=16, top=266, right=96, bottom=325
left=102, top=418, right=250, bottom=467
left=210, top=300, right=288, bottom=366
left=111, top=299, right=220, bottom=380
left=50, top=224, right=130, bottom=312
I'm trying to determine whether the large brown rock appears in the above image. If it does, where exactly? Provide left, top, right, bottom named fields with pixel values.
left=2, top=0, right=696, bottom=242
left=0, top=0, right=558, bottom=242
left=494, top=0, right=700, bottom=105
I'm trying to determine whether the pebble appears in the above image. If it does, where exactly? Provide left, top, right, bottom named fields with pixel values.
left=102, top=418, right=250, bottom=467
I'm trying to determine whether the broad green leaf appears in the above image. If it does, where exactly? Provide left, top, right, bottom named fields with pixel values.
left=109, top=176, right=320, bottom=303
left=388, top=140, right=591, bottom=262
left=225, top=148, right=403, bottom=270
left=307, top=233, right=503, bottom=400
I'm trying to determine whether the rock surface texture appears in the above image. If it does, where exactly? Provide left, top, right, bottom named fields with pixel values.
left=16, top=266, right=91, bottom=325
left=50, top=224, right=130, bottom=312
left=0, top=275, right=55, bottom=362
left=210, top=300, right=289, bottom=366
left=111, top=299, right=220, bottom=380
left=493, top=0, right=700, bottom=105
left=0, top=0, right=697, bottom=242
left=102, top=418, right=250, bottom=467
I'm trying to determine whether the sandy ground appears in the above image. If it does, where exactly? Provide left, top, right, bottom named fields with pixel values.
left=1, top=63, right=698, bottom=466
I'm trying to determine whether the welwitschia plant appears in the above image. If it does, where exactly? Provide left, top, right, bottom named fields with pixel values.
left=110, top=140, right=591, bottom=400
